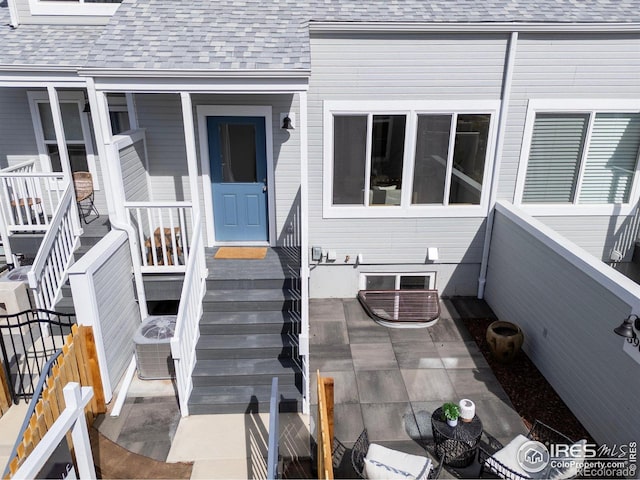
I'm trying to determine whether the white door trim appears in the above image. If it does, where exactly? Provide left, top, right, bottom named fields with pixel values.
left=197, top=105, right=275, bottom=247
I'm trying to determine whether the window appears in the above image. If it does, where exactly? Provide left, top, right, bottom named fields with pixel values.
left=107, top=93, right=131, bottom=135
left=361, top=273, right=436, bottom=291
left=517, top=100, right=640, bottom=214
left=28, top=91, right=99, bottom=189
left=325, top=101, right=498, bottom=218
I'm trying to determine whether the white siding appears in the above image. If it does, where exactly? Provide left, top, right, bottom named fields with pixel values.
left=307, top=33, right=508, bottom=297
left=92, top=239, right=140, bottom=390
left=485, top=204, right=640, bottom=446
left=119, top=139, right=149, bottom=202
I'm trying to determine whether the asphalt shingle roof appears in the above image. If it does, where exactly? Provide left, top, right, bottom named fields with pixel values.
left=2, top=1, right=640, bottom=71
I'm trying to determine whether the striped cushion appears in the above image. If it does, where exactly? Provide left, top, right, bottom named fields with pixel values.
left=364, top=443, right=432, bottom=480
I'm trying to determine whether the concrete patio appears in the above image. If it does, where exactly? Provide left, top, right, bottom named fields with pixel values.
left=309, top=296, right=527, bottom=478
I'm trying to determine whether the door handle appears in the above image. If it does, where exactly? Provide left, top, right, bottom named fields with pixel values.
left=263, top=185, right=268, bottom=192
left=262, top=178, right=267, bottom=192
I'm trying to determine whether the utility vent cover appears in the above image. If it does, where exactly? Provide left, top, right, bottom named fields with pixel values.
left=134, top=315, right=176, bottom=380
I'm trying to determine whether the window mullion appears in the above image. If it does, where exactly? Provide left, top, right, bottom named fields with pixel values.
left=402, top=112, right=416, bottom=207
left=443, top=114, right=457, bottom=205
left=573, top=112, right=595, bottom=204
left=364, top=114, right=373, bottom=206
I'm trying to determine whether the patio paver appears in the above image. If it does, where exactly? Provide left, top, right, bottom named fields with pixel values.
left=310, top=297, right=528, bottom=478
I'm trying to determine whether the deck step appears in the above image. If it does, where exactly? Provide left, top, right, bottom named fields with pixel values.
left=203, top=289, right=298, bottom=312
left=188, top=384, right=301, bottom=414
left=191, top=358, right=301, bottom=387
left=206, top=277, right=297, bottom=290
left=199, top=311, right=299, bottom=335
left=196, top=333, right=297, bottom=359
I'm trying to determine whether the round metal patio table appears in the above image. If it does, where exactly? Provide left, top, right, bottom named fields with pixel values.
left=431, top=407, right=483, bottom=467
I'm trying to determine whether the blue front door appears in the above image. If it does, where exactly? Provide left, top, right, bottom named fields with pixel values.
left=208, top=116, right=268, bottom=242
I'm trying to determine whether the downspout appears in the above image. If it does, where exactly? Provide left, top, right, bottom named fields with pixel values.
left=85, top=78, right=149, bottom=319
left=478, top=31, right=518, bottom=299
left=7, top=0, right=19, bottom=28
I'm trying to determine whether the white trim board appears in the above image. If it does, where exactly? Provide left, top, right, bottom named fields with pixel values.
left=28, top=0, right=120, bottom=16
left=196, top=105, right=276, bottom=247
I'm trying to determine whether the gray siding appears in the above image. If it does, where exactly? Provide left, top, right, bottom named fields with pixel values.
left=307, top=33, right=508, bottom=296
left=92, top=238, right=140, bottom=389
left=538, top=213, right=640, bottom=263
left=14, top=0, right=114, bottom=25
left=0, top=88, right=39, bottom=168
left=496, top=33, right=640, bottom=259
left=484, top=204, right=640, bottom=445
left=119, top=139, right=149, bottom=202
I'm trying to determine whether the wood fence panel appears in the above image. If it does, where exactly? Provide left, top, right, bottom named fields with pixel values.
left=0, top=360, right=10, bottom=417
left=316, top=370, right=335, bottom=480
left=5, top=325, right=106, bottom=478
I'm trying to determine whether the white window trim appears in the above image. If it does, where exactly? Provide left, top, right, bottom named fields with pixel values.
left=514, top=98, right=640, bottom=216
left=28, top=0, right=120, bottom=16
left=323, top=100, right=500, bottom=219
left=27, top=91, right=100, bottom=190
left=359, top=272, right=437, bottom=290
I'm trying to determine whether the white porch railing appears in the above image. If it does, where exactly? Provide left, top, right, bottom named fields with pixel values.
left=27, top=184, right=82, bottom=311
left=0, top=160, right=66, bottom=233
left=170, top=213, right=206, bottom=417
left=124, top=202, right=192, bottom=273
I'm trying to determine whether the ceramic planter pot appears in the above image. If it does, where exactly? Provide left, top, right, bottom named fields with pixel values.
left=486, top=320, right=524, bottom=363
left=446, top=418, right=458, bottom=427
left=459, top=399, right=475, bottom=422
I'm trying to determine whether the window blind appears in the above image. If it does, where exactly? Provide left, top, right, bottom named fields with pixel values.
left=522, top=113, right=588, bottom=203
left=579, top=113, right=640, bottom=204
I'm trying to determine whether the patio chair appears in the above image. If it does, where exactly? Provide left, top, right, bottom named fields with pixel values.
left=478, top=420, right=586, bottom=480
left=73, top=171, right=99, bottom=223
left=351, top=429, right=443, bottom=479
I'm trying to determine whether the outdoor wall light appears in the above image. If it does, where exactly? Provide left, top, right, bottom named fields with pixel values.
left=614, top=314, right=640, bottom=349
left=280, top=112, right=295, bottom=130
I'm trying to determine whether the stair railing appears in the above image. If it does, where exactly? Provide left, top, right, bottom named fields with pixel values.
left=27, top=184, right=82, bottom=311
left=267, top=376, right=280, bottom=480
left=170, top=212, right=207, bottom=417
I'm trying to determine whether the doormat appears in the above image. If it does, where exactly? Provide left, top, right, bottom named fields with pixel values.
left=214, top=247, right=267, bottom=259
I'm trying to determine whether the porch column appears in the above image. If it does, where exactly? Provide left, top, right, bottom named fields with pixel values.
left=86, top=79, right=148, bottom=319
left=179, top=92, right=201, bottom=220
left=86, top=80, right=119, bottom=220
left=47, top=85, right=82, bottom=233
left=125, top=93, right=138, bottom=130
left=46, top=86, right=71, bottom=182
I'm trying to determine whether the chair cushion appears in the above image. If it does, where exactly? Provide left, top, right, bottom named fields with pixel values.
left=485, top=434, right=532, bottom=478
left=548, top=439, right=587, bottom=480
left=364, top=443, right=432, bottom=480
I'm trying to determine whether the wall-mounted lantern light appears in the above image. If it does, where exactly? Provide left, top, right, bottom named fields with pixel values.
left=614, top=314, right=640, bottom=351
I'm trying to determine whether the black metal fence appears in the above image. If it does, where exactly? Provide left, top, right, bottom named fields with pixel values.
left=0, top=309, right=76, bottom=404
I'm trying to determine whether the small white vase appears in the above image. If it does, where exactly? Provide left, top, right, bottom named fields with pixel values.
left=459, top=399, right=475, bottom=422
left=447, top=418, right=458, bottom=427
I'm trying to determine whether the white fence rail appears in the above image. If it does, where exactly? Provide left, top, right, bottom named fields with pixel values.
left=125, top=202, right=192, bottom=273
left=171, top=214, right=206, bottom=417
left=28, top=185, right=81, bottom=310
left=0, top=161, right=66, bottom=233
